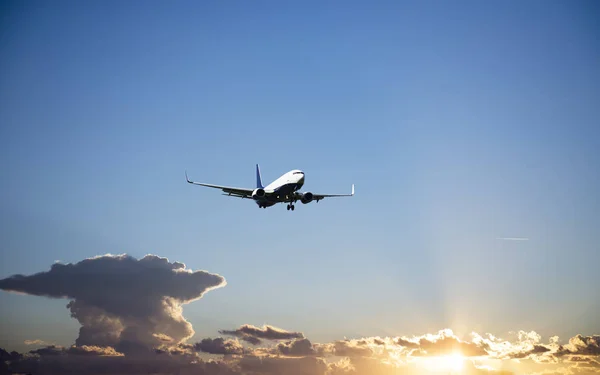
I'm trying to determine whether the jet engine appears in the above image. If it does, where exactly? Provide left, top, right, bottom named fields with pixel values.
left=252, top=188, right=266, bottom=200
left=300, top=192, right=314, bottom=204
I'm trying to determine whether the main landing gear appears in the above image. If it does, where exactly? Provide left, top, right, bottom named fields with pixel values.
left=286, top=203, right=295, bottom=211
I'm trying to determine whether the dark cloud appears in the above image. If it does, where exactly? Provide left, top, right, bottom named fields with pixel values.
left=219, top=324, right=304, bottom=345
left=238, top=335, right=263, bottom=345
left=5, top=349, right=235, bottom=375
left=30, top=345, right=66, bottom=356
left=237, top=355, right=328, bottom=375
left=0, top=347, right=22, bottom=362
left=193, top=338, right=245, bottom=355
left=560, top=335, right=600, bottom=356
left=3, top=347, right=333, bottom=375
left=0, top=254, right=226, bottom=354
left=396, top=338, right=419, bottom=348
left=276, top=338, right=316, bottom=357
left=508, top=344, right=551, bottom=359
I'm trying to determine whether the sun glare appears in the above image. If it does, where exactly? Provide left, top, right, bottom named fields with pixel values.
left=419, top=353, right=465, bottom=373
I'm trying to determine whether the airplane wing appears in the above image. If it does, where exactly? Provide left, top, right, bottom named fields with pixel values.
left=186, top=171, right=254, bottom=198
left=295, top=184, right=355, bottom=202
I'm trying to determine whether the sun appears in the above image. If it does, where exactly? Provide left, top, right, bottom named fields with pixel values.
left=445, top=353, right=465, bottom=372
left=419, top=353, right=465, bottom=373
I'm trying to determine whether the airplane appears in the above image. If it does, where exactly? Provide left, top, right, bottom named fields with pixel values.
left=185, top=164, right=354, bottom=211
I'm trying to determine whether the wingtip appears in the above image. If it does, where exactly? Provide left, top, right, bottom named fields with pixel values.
left=351, top=184, right=355, bottom=195
left=185, top=170, right=191, bottom=183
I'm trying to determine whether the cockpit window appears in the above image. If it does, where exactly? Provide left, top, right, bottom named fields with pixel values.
left=293, top=172, right=304, bottom=175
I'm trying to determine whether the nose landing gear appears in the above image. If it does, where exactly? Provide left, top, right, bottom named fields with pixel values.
left=286, top=204, right=295, bottom=211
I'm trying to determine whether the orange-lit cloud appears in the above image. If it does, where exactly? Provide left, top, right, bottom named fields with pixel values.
left=2, top=255, right=598, bottom=374
left=5, top=328, right=599, bottom=374
left=219, top=324, right=305, bottom=345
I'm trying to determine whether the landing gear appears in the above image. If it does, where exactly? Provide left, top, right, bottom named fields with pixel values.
left=286, top=204, right=295, bottom=211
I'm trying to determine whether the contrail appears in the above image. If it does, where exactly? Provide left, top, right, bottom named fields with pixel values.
left=496, top=237, right=529, bottom=241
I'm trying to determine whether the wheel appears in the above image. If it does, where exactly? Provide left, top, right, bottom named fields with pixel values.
left=291, top=205, right=295, bottom=211
left=286, top=205, right=290, bottom=210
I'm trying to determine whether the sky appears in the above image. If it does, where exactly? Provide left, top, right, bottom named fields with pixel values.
left=0, top=1, right=599, bottom=374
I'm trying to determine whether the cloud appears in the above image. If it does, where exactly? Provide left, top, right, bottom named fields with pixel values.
left=192, top=337, right=245, bottom=355
left=27, top=344, right=124, bottom=357
left=67, top=345, right=124, bottom=356
left=24, top=339, right=51, bottom=346
left=560, top=335, right=600, bottom=357
left=326, top=340, right=374, bottom=358
left=396, top=337, right=419, bottom=348
left=237, top=355, right=328, bottom=375
left=411, top=329, right=488, bottom=357
left=219, top=324, right=304, bottom=345
left=6, top=348, right=231, bottom=375
left=29, top=345, right=66, bottom=356
left=276, top=338, right=317, bottom=357
left=2, top=255, right=599, bottom=375
left=0, top=254, right=226, bottom=354
left=3, top=329, right=600, bottom=375
left=0, top=347, right=22, bottom=362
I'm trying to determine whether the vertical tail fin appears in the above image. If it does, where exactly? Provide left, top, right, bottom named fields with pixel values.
left=256, top=164, right=263, bottom=189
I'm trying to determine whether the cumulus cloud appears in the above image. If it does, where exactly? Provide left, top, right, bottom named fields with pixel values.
left=415, top=329, right=488, bottom=357
left=276, top=338, right=317, bottom=357
left=328, top=330, right=487, bottom=359
left=6, top=349, right=232, bottom=375
left=0, top=254, right=226, bottom=354
left=328, top=340, right=374, bottom=358
left=2, top=255, right=599, bottom=375
left=29, top=345, right=67, bottom=356
left=192, top=337, right=245, bottom=355
left=237, top=355, right=328, bottom=375
left=560, top=335, right=600, bottom=357
left=3, top=328, right=600, bottom=375
left=396, top=337, right=419, bottom=349
left=0, top=348, right=22, bottom=362
left=219, top=324, right=304, bottom=345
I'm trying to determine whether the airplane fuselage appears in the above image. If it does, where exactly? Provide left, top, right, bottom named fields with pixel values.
left=254, top=170, right=305, bottom=208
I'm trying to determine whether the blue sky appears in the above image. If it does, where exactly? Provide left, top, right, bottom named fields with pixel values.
left=1, top=0, right=599, bottom=353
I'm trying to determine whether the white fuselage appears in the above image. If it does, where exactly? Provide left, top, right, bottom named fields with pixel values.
left=256, top=170, right=305, bottom=207
left=265, top=169, right=305, bottom=192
